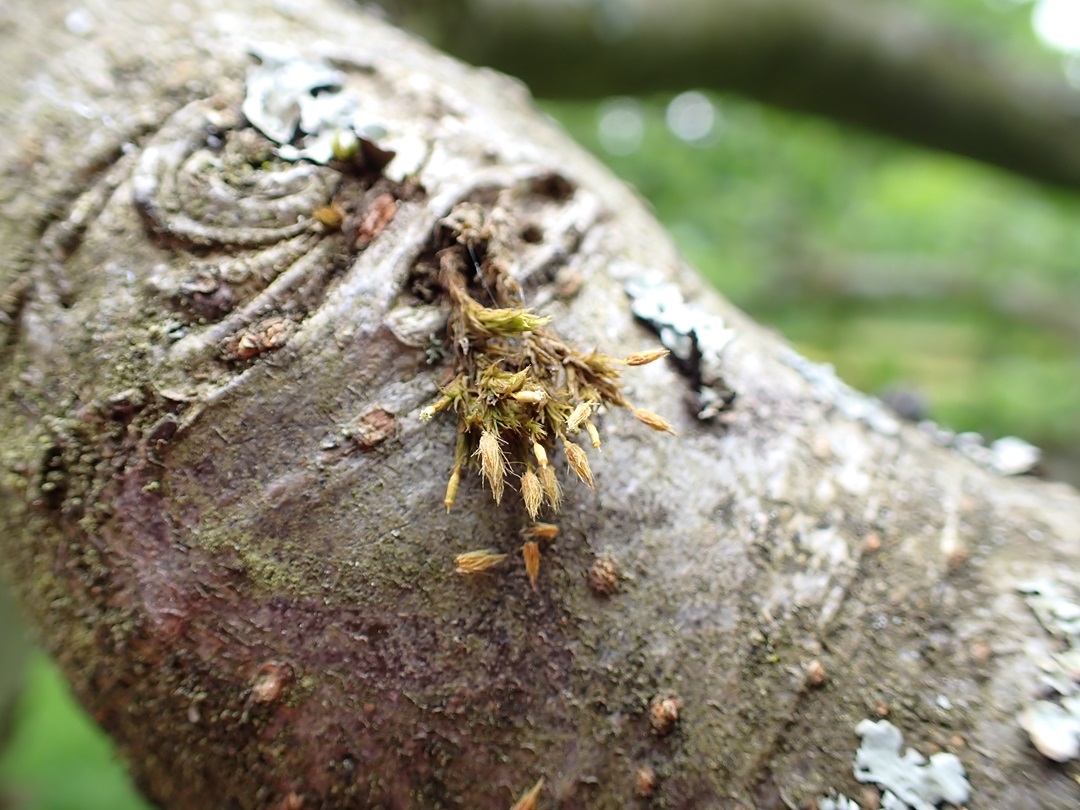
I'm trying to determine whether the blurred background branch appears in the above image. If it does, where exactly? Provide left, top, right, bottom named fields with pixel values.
left=375, top=0, right=1080, bottom=190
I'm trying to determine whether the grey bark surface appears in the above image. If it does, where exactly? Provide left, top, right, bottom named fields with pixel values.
left=0, top=1, right=1078, bottom=808
left=379, top=0, right=1080, bottom=191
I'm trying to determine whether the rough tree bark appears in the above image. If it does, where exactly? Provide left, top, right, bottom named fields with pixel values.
left=0, top=1, right=1078, bottom=808
left=378, top=0, right=1080, bottom=191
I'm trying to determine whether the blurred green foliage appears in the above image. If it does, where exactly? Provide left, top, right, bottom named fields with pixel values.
left=544, top=93, right=1080, bottom=483
left=0, top=653, right=151, bottom=810
left=922, top=0, right=1056, bottom=63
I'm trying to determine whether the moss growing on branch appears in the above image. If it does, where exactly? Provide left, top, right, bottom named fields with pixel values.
left=420, top=213, right=673, bottom=518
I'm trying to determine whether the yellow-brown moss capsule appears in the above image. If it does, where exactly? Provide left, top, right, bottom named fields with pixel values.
left=585, top=420, right=602, bottom=449
left=520, top=469, right=543, bottom=520
left=312, top=201, right=345, bottom=230
left=510, top=777, right=544, bottom=810
left=444, top=465, right=461, bottom=513
left=477, top=430, right=506, bottom=504
left=522, top=523, right=559, bottom=541
left=474, top=306, right=551, bottom=335
left=625, top=349, right=670, bottom=366
left=454, top=549, right=507, bottom=574
left=566, top=400, right=593, bottom=433
left=420, top=394, right=453, bottom=422
left=539, top=464, right=561, bottom=510
left=331, top=129, right=360, bottom=161
left=483, top=367, right=528, bottom=395
left=512, top=388, right=548, bottom=406
left=633, top=407, right=677, bottom=435
left=522, top=541, right=541, bottom=590
left=562, top=438, right=595, bottom=490
left=532, top=440, right=549, bottom=469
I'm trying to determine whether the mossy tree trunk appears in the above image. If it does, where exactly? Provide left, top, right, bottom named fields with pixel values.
left=0, top=1, right=1078, bottom=808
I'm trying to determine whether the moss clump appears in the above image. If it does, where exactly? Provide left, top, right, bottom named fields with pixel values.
left=421, top=223, right=674, bottom=520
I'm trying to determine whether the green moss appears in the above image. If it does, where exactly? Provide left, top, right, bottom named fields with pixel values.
left=235, top=546, right=309, bottom=596
left=423, top=216, right=675, bottom=518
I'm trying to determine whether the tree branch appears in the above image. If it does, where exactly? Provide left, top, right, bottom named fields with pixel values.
left=1, top=1, right=1079, bottom=808
left=380, top=0, right=1080, bottom=191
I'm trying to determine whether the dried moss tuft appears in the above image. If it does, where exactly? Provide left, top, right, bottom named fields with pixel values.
left=420, top=210, right=674, bottom=519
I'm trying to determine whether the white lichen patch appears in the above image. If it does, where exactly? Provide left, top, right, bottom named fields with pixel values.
left=242, top=45, right=387, bottom=164
left=1017, top=581, right=1080, bottom=761
left=780, top=349, right=901, bottom=436
left=383, top=302, right=448, bottom=349
left=988, top=435, right=1041, bottom=476
left=782, top=345, right=1042, bottom=475
left=623, top=270, right=736, bottom=420
left=819, top=796, right=862, bottom=810
left=915, top=423, right=1042, bottom=476
left=1019, top=580, right=1080, bottom=643
left=1018, top=699, right=1080, bottom=762
left=852, top=719, right=970, bottom=810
